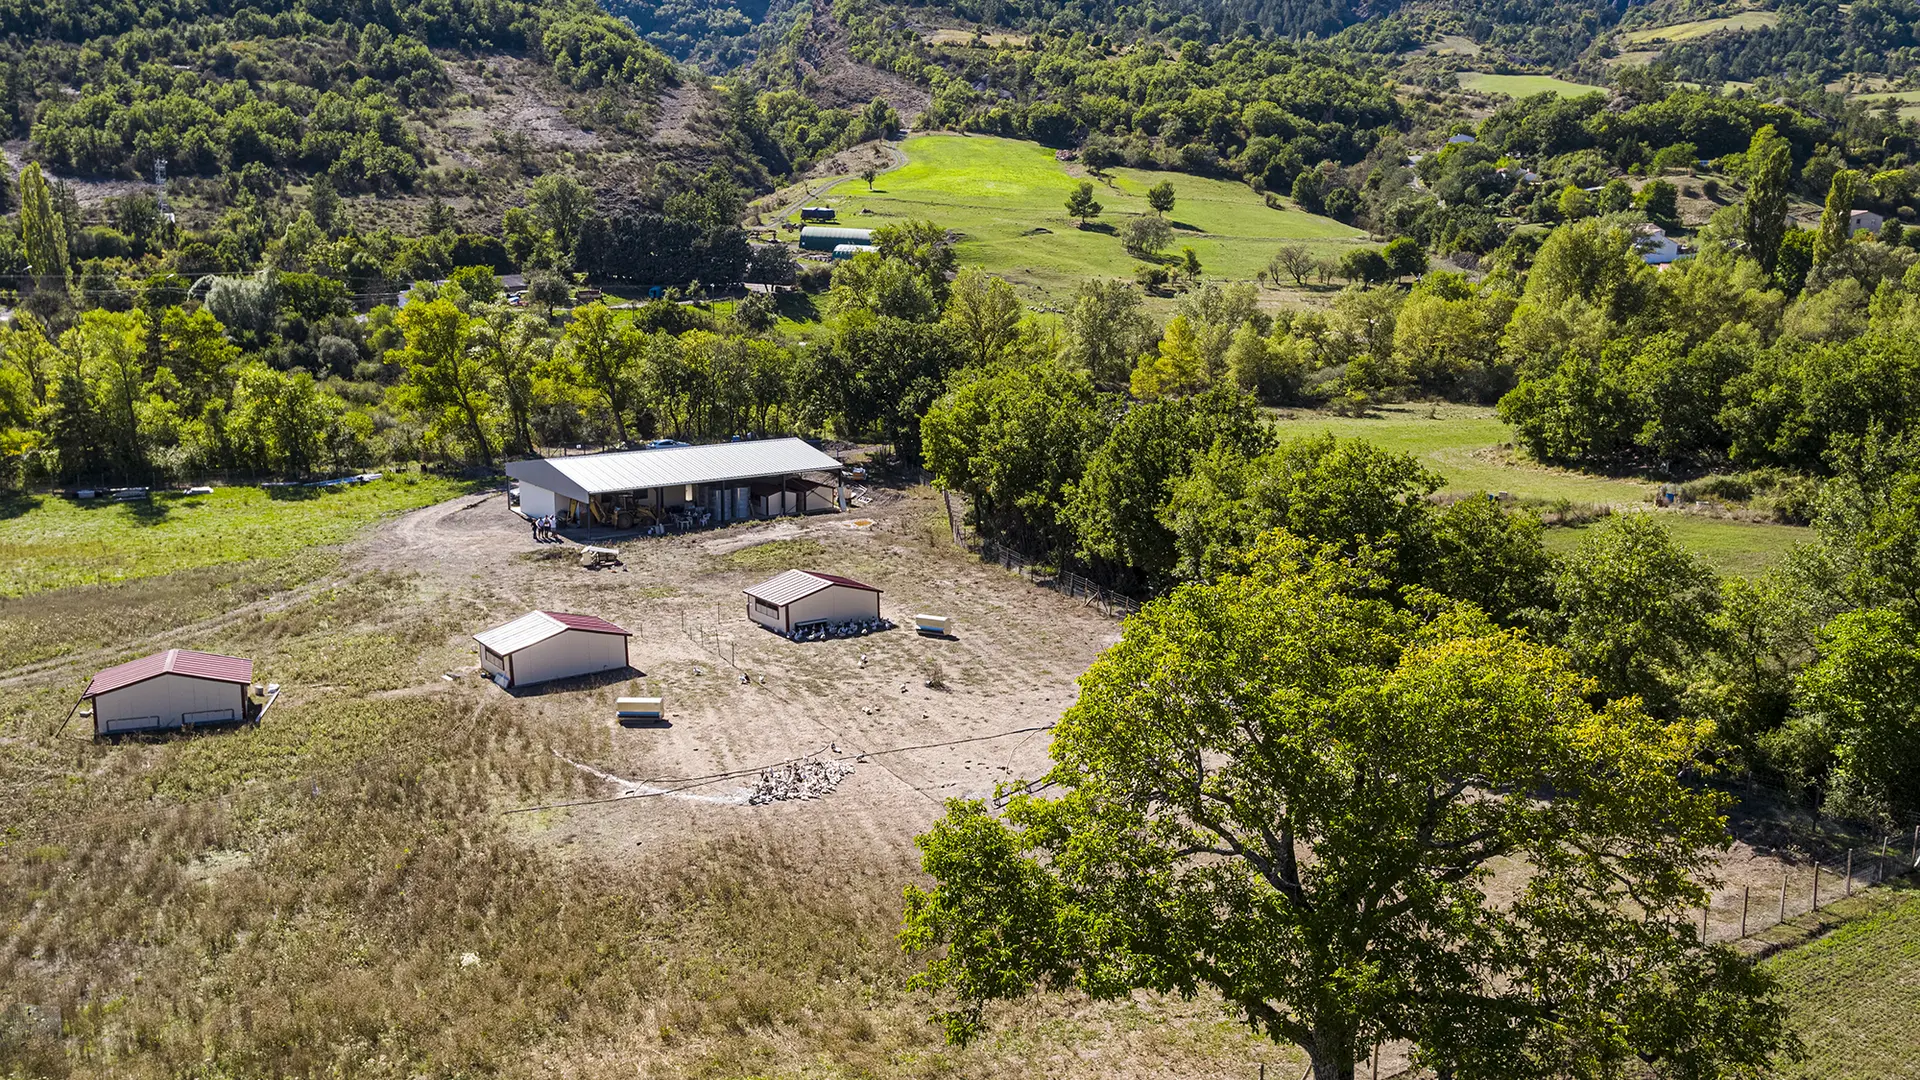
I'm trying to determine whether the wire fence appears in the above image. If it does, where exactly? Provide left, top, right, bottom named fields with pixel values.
left=1704, top=825, right=1920, bottom=946
left=977, top=538, right=1143, bottom=619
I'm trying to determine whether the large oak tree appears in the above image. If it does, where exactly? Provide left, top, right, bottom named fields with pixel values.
left=903, top=532, right=1791, bottom=1080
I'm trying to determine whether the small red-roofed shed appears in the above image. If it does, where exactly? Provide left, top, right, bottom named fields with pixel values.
left=83, top=649, right=257, bottom=736
left=473, top=611, right=632, bottom=688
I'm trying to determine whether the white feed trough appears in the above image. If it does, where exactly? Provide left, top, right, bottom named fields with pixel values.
left=616, top=697, right=664, bottom=721
left=914, top=614, right=951, bottom=637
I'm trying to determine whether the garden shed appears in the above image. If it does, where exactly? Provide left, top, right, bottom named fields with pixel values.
left=83, top=649, right=258, bottom=736
left=744, top=571, right=882, bottom=633
left=799, top=226, right=874, bottom=252
left=474, top=611, right=632, bottom=689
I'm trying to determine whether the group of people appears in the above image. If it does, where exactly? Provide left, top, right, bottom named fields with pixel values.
left=531, top=514, right=563, bottom=542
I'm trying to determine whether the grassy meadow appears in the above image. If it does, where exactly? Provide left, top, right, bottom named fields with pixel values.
left=1457, top=72, right=1607, bottom=98
left=0, top=472, right=480, bottom=598
left=1268, top=403, right=1810, bottom=575
left=1762, top=880, right=1920, bottom=1079
left=1618, top=10, right=1780, bottom=45
left=815, top=134, right=1367, bottom=304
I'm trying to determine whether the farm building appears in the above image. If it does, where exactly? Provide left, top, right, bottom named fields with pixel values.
left=474, top=611, right=632, bottom=689
left=1850, top=209, right=1884, bottom=236
left=1634, top=224, right=1682, bottom=265
left=800, top=226, right=874, bottom=252
left=744, top=570, right=882, bottom=633
left=506, top=438, right=844, bottom=531
left=832, top=243, right=878, bottom=260
left=799, top=206, right=836, bottom=222
left=82, top=649, right=259, bottom=736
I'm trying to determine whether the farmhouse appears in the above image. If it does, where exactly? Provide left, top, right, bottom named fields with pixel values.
left=83, top=649, right=258, bottom=736
left=506, top=438, right=844, bottom=531
left=1634, top=223, right=1682, bottom=265
left=474, top=611, right=632, bottom=689
left=744, top=570, right=882, bottom=634
left=1850, top=209, right=1884, bottom=236
left=799, top=226, right=875, bottom=252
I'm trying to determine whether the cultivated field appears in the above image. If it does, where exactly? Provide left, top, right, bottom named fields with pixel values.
left=1856, top=89, right=1920, bottom=119
left=1457, top=72, right=1607, bottom=98
left=1268, top=403, right=1809, bottom=575
left=812, top=134, right=1367, bottom=305
left=1618, top=10, right=1780, bottom=45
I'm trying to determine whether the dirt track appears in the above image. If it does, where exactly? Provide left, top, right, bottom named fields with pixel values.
left=356, top=484, right=1120, bottom=860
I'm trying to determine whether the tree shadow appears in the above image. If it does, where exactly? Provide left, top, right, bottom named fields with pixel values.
left=119, top=496, right=175, bottom=526
left=264, top=485, right=324, bottom=502
left=0, top=494, right=43, bottom=521
left=775, top=292, right=822, bottom=323
left=1168, top=220, right=1201, bottom=232
left=1076, top=221, right=1116, bottom=235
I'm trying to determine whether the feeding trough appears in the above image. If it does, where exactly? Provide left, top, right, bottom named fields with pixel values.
left=616, top=696, right=663, bottom=721
left=914, top=614, right=952, bottom=637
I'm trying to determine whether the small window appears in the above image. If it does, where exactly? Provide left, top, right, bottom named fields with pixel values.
left=753, top=598, right=780, bottom=616
left=482, top=646, right=504, bottom=667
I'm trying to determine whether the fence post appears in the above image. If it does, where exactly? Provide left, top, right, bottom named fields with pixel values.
left=1812, top=863, right=1820, bottom=911
left=1913, top=824, right=1919, bottom=869
left=1845, top=849, right=1853, bottom=897
left=1700, top=904, right=1709, bottom=942
left=1779, top=873, right=1788, bottom=924
left=1740, top=885, right=1749, bottom=938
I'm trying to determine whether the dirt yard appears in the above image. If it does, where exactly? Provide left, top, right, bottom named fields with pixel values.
left=356, top=483, right=1119, bottom=863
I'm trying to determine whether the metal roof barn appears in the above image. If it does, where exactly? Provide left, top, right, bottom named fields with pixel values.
left=799, top=226, right=875, bottom=251
left=743, top=571, right=882, bottom=634
left=473, top=611, right=632, bottom=689
left=507, top=438, right=845, bottom=531
left=82, top=649, right=258, bottom=736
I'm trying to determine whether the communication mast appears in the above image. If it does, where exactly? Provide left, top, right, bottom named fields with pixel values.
left=154, top=157, right=174, bottom=222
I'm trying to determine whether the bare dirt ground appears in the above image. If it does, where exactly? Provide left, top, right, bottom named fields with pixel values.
left=440, top=56, right=607, bottom=158
left=354, top=483, right=1119, bottom=863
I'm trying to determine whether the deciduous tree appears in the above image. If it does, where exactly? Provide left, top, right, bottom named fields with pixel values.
left=903, top=533, right=1791, bottom=1080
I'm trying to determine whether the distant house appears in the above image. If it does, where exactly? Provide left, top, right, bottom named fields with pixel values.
left=1850, top=209, right=1885, bottom=236
left=1634, top=224, right=1682, bottom=265
left=1446, top=133, right=1477, bottom=145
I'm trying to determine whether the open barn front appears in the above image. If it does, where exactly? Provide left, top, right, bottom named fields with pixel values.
left=507, top=439, right=846, bottom=534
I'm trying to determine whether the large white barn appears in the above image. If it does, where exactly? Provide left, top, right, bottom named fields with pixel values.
left=506, top=439, right=845, bottom=531
left=474, top=611, right=632, bottom=689
left=83, top=649, right=257, bottom=736
left=743, top=570, right=882, bottom=634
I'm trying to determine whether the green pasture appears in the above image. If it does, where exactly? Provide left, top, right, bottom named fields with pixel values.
left=1268, top=403, right=1808, bottom=575
left=1763, top=881, right=1920, bottom=1079
left=1618, top=10, right=1779, bottom=45
left=1856, top=90, right=1920, bottom=119
left=817, top=135, right=1367, bottom=301
left=1457, top=72, right=1606, bottom=98
left=0, top=473, right=480, bottom=598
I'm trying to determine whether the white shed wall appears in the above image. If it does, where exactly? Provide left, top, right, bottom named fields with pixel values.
left=747, top=595, right=787, bottom=632
left=519, top=483, right=558, bottom=518
left=505, top=629, right=628, bottom=687
left=93, top=674, right=247, bottom=734
left=784, top=585, right=880, bottom=627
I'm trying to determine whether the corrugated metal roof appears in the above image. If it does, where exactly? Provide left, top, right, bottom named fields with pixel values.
left=743, top=570, right=882, bottom=606
left=504, top=438, right=842, bottom=501
left=84, top=649, right=254, bottom=698
left=473, top=611, right=630, bottom=655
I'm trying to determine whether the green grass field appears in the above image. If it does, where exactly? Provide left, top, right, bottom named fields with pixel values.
left=1457, top=72, right=1607, bottom=98
left=1268, top=403, right=1809, bottom=575
left=817, top=135, right=1367, bottom=301
left=1763, top=881, right=1920, bottom=1079
left=0, top=473, right=480, bottom=598
left=1618, top=10, right=1779, bottom=44
left=1856, top=89, right=1920, bottom=119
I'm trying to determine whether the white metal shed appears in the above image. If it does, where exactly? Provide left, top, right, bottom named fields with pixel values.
left=505, top=438, right=845, bottom=531
left=743, top=570, right=882, bottom=633
left=82, top=649, right=257, bottom=736
left=474, top=611, right=632, bottom=688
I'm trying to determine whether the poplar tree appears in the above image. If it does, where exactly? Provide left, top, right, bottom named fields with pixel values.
left=1812, top=168, right=1860, bottom=266
left=1740, top=125, right=1792, bottom=271
left=19, top=162, right=71, bottom=297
